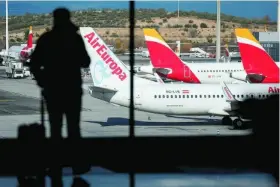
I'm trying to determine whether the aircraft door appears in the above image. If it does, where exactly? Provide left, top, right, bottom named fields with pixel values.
left=184, top=65, right=191, bottom=78
left=134, top=89, right=143, bottom=109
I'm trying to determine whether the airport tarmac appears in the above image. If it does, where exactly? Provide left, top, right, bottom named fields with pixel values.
left=0, top=69, right=252, bottom=138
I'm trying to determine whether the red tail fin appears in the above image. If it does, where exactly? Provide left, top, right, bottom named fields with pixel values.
left=143, top=28, right=183, bottom=68
left=235, top=28, right=279, bottom=78
left=143, top=28, right=200, bottom=83
left=27, top=26, right=33, bottom=48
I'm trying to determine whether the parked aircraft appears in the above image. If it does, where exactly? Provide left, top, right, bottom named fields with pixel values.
left=79, top=27, right=279, bottom=129
left=19, top=26, right=34, bottom=62
left=235, top=28, right=279, bottom=83
left=138, top=28, right=279, bottom=84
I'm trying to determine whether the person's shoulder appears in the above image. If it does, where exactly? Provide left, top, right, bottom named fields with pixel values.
left=37, top=31, right=51, bottom=44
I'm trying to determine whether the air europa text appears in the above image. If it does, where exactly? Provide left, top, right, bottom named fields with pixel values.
left=84, top=32, right=127, bottom=81
left=268, top=86, right=279, bottom=93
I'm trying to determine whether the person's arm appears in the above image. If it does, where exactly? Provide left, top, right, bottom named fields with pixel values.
left=29, top=35, right=46, bottom=88
left=76, top=35, right=91, bottom=68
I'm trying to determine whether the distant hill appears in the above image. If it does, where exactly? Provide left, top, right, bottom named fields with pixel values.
left=0, top=8, right=277, bottom=51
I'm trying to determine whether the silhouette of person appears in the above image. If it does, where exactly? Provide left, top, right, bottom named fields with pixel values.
left=29, top=8, right=91, bottom=141
left=71, top=177, right=90, bottom=187
left=237, top=94, right=279, bottom=183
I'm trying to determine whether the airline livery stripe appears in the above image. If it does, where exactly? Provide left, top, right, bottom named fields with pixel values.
left=182, top=90, right=189, bottom=94
left=236, top=36, right=265, bottom=51
left=235, top=28, right=259, bottom=44
left=144, top=35, right=171, bottom=49
left=224, top=87, right=232, bottom=99
left=143, top=29, right=165, bottom=42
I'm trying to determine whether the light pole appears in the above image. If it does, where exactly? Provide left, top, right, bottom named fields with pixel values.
left=216, top=0, right=221, bottom=63
left=177, top=0, right=180, bottom=18
left=6, top=0, right=9, bottom=55
left=277, top=0, right=280, bottom=33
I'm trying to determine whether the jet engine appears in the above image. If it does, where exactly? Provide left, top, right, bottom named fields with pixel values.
left=230, top=72, right=266, bottom=83
left=134, top=66, right=154, bottom=75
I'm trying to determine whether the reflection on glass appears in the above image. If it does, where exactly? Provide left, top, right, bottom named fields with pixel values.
left=0, top=1, right=278, bottom=138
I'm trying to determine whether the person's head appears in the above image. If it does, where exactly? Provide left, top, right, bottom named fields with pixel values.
left=52, top=8, right=71, bottom=27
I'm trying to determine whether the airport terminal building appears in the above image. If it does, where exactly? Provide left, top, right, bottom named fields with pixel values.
left=252, top=32, right=279, bottom=62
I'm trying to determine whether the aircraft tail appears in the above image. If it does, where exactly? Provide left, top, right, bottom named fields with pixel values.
left=79, top=27, right=153, bottom=91
left=143, top=28, right=184, bottom=69
left=224, top=43, right=229, bottom=57
left=27, top=26, right=33, bottom=48
left=235, top=28, right=279, bottom=77
left=20, top=26, right=33, bottom=61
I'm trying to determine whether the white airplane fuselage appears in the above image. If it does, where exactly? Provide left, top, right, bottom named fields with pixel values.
left=90, top=83, right=279, bottom=116
left=135, top=62, right=280, bottom=84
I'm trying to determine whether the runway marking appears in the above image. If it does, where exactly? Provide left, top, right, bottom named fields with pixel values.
left=0, top=100, right=15, bottom=102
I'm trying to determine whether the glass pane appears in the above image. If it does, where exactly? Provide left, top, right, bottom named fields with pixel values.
left=0, top=1, right=130, bottom=138
left=136, top=173, right=277, bottom=187
left=130, top=0, right=277, bottom=136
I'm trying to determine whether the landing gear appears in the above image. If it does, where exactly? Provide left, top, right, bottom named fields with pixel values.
left=232, top=118, right=245, bottom=129
left=222, top=116, right=246, bottom=130
left=222, top=116, right=232, bottom=126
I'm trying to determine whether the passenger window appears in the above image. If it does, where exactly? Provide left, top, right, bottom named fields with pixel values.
left=179, top=95, right=181, bottom=98
left=199, top=95, right=202, bottom=98
left=198, top=70, right=200, bottom=72
left=187, top=95, right=189, bottom=98
left=263, top=95, right=265, bottom=98
left=190, top=95, right=193, bottom=98
left=166, top=95, right=169, bottom=98
left=204, top=95, right=206, bottom=98
left=182, top=95, right=185, bottom=98
left=259, top=95, right=261, bottom=98
left=154, top=95, right=157, bottom=98
left=195, top=95, right=197, bottom=98
left=217, top=95, right=219, bottom=98
left=222, top=70, right=224, bottom=72
left=171, top=95, right=173, bottom=98
left=237, top=95, right=239, bottom=98
left=163, top=95, right=165, bottom=98
left=213, top=95, right=215, bottom=98
left=175, top=95, right=177, bottom=98
left=210, top=70, right=212, bottom=72
left=159, top=95, right=161, bottom=98
left=241, top=95, right=244, bottom=98
left=221, top=95, right=224, bottom=98
left=208, top=95, right=211, bottom=98
left=233, top=95, right=235, bottom=98
left=246, top=95, right=249, bottom=98
left=251, top=95, right=254, bottom=98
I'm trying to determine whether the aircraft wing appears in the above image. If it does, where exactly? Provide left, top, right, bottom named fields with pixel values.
left=153, top=72, right=165, bottom=84
left=89, top=85, right=117, bottom=93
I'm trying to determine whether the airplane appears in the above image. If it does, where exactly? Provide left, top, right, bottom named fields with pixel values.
left=79, top=27, right=279, bottom=129
left=137, top=28, right=280, bottom=84
left=19, top=26, right=34, bottom=62
left=235, top=28, right=279, bottom=83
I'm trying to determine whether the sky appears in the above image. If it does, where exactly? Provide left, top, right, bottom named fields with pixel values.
left=0, top=1, right=278, bottom=21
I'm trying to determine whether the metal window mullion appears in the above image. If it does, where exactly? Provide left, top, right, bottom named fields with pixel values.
left=129, top=1, right=135, bottom=187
